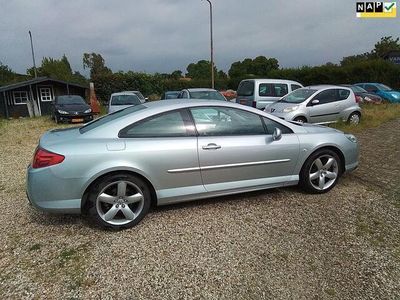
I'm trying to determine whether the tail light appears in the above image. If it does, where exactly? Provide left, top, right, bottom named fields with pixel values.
left=32, top=148, right=65, bottom=169
left=355, top=95, right=362, bottom=103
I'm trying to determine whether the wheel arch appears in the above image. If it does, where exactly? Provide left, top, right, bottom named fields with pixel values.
left=81, top=169, right=158, bottom=213
left=301, top=145, right=346, bottom=175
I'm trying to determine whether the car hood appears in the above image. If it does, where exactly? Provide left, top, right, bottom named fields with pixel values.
left=296, top=122, right=342, bottom=134
left=266, top=102, right=302, bottom=113
left=56, top=104, right=90, bottom=112
left=39, top=127, right=81, bottom=149
left=383, top=90, right=400, bottom=98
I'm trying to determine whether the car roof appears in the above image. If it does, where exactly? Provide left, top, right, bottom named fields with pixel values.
left=306, top=84, right=351, bottom=90
left=184, top=88, right=219, bottom=92
left=241, top=79, right=302, bottom=84
left=110, top=92, right=139, bottom=96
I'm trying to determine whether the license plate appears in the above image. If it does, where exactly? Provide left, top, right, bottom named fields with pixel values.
left=72, top=118, right=84, bottom=123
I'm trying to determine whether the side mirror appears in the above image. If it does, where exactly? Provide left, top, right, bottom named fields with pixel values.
left=272, top=127, right=282, bottom=141
left=311, top=99, right=320, bottom=105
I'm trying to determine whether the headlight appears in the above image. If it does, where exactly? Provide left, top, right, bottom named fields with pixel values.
left=345, top=134, right=357, bottom=143
left=283, top=106, right=299, bottom=113
left=84, top=108, right=92, bottom=113
left=57, top=110, right=69, bottom=115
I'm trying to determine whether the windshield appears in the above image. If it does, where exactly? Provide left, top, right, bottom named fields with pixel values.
left=111, top=94, right=141, bottom=106
left=376, top=84, right=392, bottom=91
left=56, top=95, right=86, bottom=105
left=279, top=88, right=317, bottom=103
left=189, top=91, right=226, bottom=101
left=350, top=85, right=367, bottom=93
left=237, top=80, right=254, bottom=96
left=80, top=105, right=146, bottom=134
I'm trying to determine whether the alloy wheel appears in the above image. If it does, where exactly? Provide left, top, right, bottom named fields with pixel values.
left=309, top=155, right=339, bottom=191
left=349, top=113, right=360, bottom=125
left=96, top=180, right=145, bottom=226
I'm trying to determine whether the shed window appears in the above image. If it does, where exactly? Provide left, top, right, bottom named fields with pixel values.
left=40, top=87, right=52, bottom=102
left=13, top=91, right=28, bottom=105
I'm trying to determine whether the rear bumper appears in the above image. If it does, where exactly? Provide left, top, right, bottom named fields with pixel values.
left=26, top=164, right=83, bottom=214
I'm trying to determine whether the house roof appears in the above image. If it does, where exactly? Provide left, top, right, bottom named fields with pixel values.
left=0, top=77, right=88, bottom=92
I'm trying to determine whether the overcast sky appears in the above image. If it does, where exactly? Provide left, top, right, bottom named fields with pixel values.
left=0, top=0, right=399, bottom=76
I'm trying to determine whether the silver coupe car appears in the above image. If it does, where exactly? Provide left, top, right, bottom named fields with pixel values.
left=26, top=100, right=359, bottom=229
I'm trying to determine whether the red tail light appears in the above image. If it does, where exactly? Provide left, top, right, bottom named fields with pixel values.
left=32, top=148, right=65, bottom=169
left=355, top=95, right=362, bottom=103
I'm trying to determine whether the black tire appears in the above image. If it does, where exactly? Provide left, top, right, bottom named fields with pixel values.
left=347, top=112, right=361, bottom=125
left=293, top=116, right=307, bottom=123
left=87, top=173, right=151, bottom=229
left=299, top=149, right=341, bottom=194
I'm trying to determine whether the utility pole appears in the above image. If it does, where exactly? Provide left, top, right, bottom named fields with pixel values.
left=203, top=0, right=214, bottom=89
left=28, top=31, right=37, bottom=78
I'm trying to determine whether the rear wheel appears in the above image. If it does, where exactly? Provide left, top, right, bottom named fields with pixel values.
left=347, top=112, right=361, bottom=125
left=88, top=174, right=151, bottom=229
left=299, top=149, right=341, bottom=194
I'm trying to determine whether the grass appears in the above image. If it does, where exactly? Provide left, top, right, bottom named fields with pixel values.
left=330, top=103, right=400, bottom=133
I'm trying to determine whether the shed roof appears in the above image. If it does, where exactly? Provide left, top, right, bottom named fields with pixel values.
left=0, top=77, right=88, bottom=92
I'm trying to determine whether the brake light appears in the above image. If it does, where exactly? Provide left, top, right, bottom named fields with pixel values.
left=355, top=95, right=362, bottom=103
left=32, top=148, right=65, bottom=169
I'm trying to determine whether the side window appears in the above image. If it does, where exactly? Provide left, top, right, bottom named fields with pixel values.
left=263, top=117, right=293, bottom=134
left=183, top=91, right=189, bottom=98
left=312, top=89, right=337, bottom=104
left=291, top=84, right=302, bottom=91
left=259, top=84, right=274, bottom=97
left=273, top=84, right=288, bottom=97
left=190, top=107, right=265, bottom=136
left=119, top=110, right=190, bottom=138
left=365, top=84, right=378, bottom=93
left=338, top=89, right=350, bottom=100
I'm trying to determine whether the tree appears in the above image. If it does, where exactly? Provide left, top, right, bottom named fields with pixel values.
left=371, top=36, right=400, bottom=58
left=171, top=70, right=183, bottom=79
left=228, top=56, right=279, bottom=78
left=186, top=60, right=217, bottom=79
left=0, top=62, right=16, bottom=85
left=83, top=53, right=112, bottom=79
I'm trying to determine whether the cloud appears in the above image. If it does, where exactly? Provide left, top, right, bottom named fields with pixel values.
left=0, top=0, right=398, bottom=75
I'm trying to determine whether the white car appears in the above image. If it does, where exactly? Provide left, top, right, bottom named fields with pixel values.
left=108, top=92, right=142, bottom=114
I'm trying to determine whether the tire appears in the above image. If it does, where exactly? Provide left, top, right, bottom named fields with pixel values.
left=293, top=116, right=307, bottom=123
left=299, top=149, right=341, bottom=194
left=347, top=112, right=361, bottom=125
left=87, top=173, right=151, bottom=229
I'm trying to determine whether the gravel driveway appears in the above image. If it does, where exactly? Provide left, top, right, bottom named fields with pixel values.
left=0, top=117, right=399, bottom=299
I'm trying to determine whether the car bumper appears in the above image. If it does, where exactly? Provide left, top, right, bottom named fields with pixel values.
left=26, top=164, right=83, bottom=214
left=57, top=113, right=93, bottom=123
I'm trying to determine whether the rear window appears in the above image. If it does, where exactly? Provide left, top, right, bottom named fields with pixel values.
left=111, top=94, right=141, bottom=106
left=237, top=81, right=255, bottom=96
left=189, top=91, right=226, bottom=101
left=80, top=105, right=146, bottom=134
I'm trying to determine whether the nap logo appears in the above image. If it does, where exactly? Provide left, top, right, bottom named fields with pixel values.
left=356, top=1, right=397, bottom=18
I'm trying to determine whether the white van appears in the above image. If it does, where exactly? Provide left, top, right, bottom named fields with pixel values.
left=236, top=79, right=303, bottom=109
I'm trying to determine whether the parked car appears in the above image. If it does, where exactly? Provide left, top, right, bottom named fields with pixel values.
left=341, top=84, right=382, bottom=104
left=265, top=85, right=361, bottom=125
left=124, top=91, right=147, bottom=103
left=108, top=92, right=142, bottom=113
left=221, top=89, right=237, bottom=101
left=161, top=91, right=180, bottom=100
left=27, top=100, right=359, bottom=229
left=177, top=88, right=227, bottom=101
left=236, top=79, right=303, bottom=109
left=52, top=95, right=93, bottom=124
left=354, top=83, right=400, bottom=103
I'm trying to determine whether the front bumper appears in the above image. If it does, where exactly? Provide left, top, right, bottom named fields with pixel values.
left=26, top=164, right=83, bottom=214
left=57, top=113, right=93, bottom=123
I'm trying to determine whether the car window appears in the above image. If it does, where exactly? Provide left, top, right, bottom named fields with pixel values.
left=190, top=107, right=265, bottom=136
left=259, top=83, right=288, bottom=97
left=237, top=80, right=254, bottom=96
left=364, top=84, right=378, bottom=93
left=291, top=84, right=302, bottom=91
left=280, top=88, right=317, bottom=104
left=263, top=117, right=293, bottom=134
left=189, top=91, right=226, bottom=101
left=337, top=89, right=350, bottom=100
left=119, top=110, right=190, bottom=138
left=111, top=94, right=141, bottom=106
left=312, top=89, right=337, bottom=104
left=80, top=105, right=146, bottom=134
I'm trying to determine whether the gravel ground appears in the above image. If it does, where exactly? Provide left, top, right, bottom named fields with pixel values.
left=0, top=117, right=399, bottom=299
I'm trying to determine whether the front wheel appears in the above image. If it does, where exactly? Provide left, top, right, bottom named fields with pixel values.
left=293, top=116, right=307, bottom=123
left=88, top=174, right=151, bottom=229
left=299, top=149, right=341, bottom=194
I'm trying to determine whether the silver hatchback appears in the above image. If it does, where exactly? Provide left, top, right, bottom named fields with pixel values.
left=265, top=85, right=362, bottom=125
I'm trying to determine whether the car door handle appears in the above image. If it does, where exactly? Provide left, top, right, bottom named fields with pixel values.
left=202, top=143, right=221, bottom=150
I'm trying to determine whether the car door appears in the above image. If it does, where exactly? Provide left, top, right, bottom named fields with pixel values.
left=119, top=109, right=205, bottom=202
left=307, top=89, right=341, bottom=123
left=189, top=106, right=300, bottom=192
